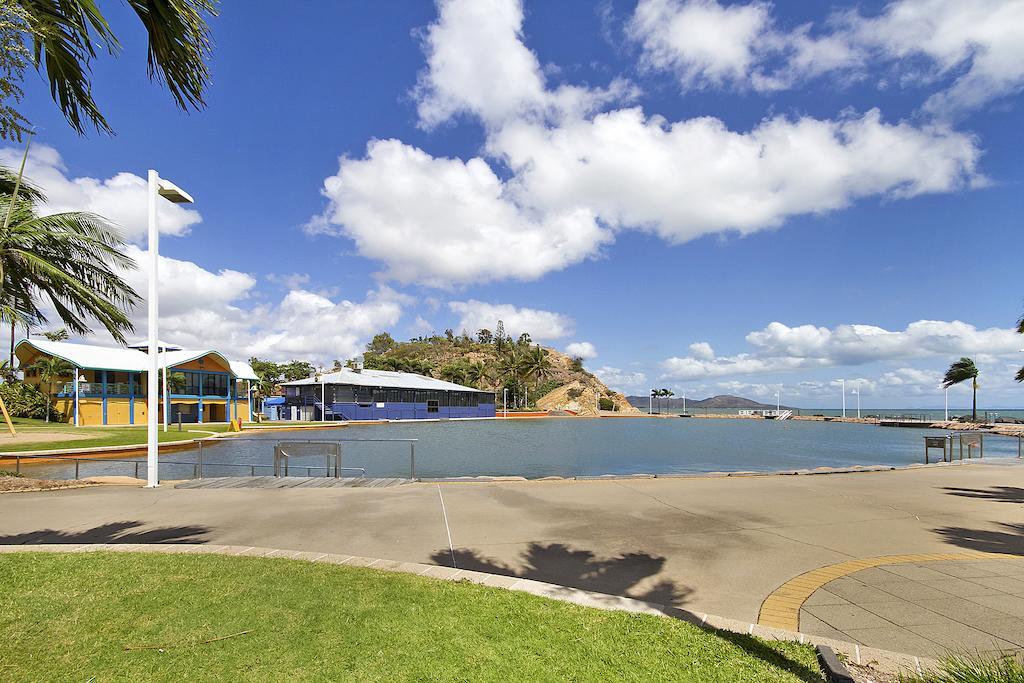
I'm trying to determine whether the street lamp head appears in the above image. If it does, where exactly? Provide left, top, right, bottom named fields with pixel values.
left=157, top=178, right=194, bottom=204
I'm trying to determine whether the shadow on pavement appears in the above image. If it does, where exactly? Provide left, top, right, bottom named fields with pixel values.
left=932, top=522, right=1024, bottom=555
left=432, top=542, right=692, bottom=606
left=0, top=521, right=209, bottom=545
left=941, top=486, right=1024, bottom=504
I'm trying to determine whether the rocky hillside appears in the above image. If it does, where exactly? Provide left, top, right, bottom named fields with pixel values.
left=361, top=331, right=639, bottom=415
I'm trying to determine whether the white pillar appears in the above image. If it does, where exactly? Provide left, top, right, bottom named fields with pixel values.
left=682, top=392, right=686, bottom=413
left=74, top=368, right=80, bottom=426
left=944, top=387, right=948, bottom=421
left=841, top=379, right=846, bottom=419
left=146, top=170, right=160, bottom=487
left=321, top=382, right=326, bottom=422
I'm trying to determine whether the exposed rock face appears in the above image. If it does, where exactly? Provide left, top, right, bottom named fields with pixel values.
left=535, top=376, right=641, bottom=416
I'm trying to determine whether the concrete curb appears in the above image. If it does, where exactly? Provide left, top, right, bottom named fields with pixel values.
left=0, top=542, right=933, bottom=677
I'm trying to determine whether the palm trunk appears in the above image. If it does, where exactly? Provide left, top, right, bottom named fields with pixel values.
left=972, top=379, right=977, bottom=422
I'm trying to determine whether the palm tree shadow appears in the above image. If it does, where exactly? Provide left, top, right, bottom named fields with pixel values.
left=932, top=522, right=1024, bottom=555
left=434, top=544, right=821, bottom=682
left=434, top=543, right=693, bottom=606
left=0, top=521, right=209, bottom=545
left=942, top=486, right=1024, bottom=504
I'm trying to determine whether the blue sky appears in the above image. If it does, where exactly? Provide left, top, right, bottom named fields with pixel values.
left=2, top=0, right=1022, bottom=408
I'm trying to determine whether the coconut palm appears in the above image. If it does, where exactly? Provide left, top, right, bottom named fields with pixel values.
left=664, top=389, right=675, bottom=414
left=943, top=357, right=980, bottom=422
left=4, top=0, right=217, bottom=139
left=1, top=166, right=140, bottom=342
left=1017, top=311, right=1024, bottom=384
left=465, top=361, right=488, bottom=388
left=522, top=345, right=552, bottom=382
left=29, top=355, right=72, bottom=421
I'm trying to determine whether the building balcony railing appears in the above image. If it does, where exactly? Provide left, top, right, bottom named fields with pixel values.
left=57, top=382, right=232, bottom=399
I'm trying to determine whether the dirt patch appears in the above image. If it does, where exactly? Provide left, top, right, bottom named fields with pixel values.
left=0, top=430, right=95, bottom=446
left=0, top=476, right=96, bottom=493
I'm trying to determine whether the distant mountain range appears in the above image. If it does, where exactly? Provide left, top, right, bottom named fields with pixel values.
left=625, top=394, right=795, bottom=412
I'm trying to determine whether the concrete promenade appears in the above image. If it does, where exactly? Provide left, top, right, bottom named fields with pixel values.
left=2, top=460, right=1023, bottom=657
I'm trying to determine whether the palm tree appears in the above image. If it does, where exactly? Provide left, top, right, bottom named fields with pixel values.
left=465, top=361, right=488, bottom=388
left=29, top=356, right=72, bottom=422
left=1016, top=311, right=1024, bottom=384
left=1, top=167, right=140, bottom=342
left=522, top=346, right=553, bottom=383
left=665, top=389, right=675, bottom=414
left=943, top=357, right=980, bottom=422
left=5, top=0, right=217, bottom=139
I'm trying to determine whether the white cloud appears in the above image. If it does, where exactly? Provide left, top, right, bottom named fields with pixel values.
left=414, top=0, right=632, bottom=129
left=308, top=139, right=609, bottom=286
left=81, top=247, right=407, bottom=364
left=493, top=108, right=982, bottom=244
left=565, top=341, right=597, bottom=359
left=663, top=320, right=1021, bottom=380
left=689, top=342, right=715, bottom=360
left=266, top=273, right=312, bottom=290
left=308, top=0, right=985, bottom=287
left=448, top=300, right=573, bottom=340
left=629, top=0, right=777, bottom=90
left=628, top=0, right=1024, bottom=116
left=593, top=366, right=648, bottom=392
left=0, top=144, right=202, bottom=242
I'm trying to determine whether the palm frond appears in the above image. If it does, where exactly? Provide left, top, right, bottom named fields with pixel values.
left=942, top=357, right=978, bottom=388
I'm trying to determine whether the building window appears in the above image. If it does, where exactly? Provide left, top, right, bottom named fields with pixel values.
left=427, top=400, right=439, bottom=413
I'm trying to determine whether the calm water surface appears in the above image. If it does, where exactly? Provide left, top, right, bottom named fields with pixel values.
left=22, top=418, right=1024, bottom=480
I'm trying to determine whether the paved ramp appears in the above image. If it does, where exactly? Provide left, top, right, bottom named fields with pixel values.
left=174, top=476, right=412, bottom=489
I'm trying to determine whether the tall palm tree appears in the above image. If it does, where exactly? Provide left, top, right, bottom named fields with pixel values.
left=29, top=355, right=72, bottom=422
left=943, top=357, right=980, bottom=422
left=4, top=0, right=218, bottom=139
left=665, top=389, right=675, bottom=414
left=1, top=166, right=140, bottom=342
left=522, top=345, right=552, bottom=383
left=1016, top=311, right=1024, bottom=384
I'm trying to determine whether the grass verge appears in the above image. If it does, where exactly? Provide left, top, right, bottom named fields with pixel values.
left=0, top=552, right=823, bottom=681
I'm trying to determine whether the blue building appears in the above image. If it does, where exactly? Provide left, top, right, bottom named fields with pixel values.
left=279, top=367, right=495, bottom=421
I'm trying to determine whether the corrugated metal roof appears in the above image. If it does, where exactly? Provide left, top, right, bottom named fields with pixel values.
left=280, top=367, right=488, bottom=393
left=15, top=339, right=257, bottom=380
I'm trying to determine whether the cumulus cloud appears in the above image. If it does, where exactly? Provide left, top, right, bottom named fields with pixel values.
left=593, top=366, right=648, bottom=392
left=308, top=139, right=609, bottom=286
left=628, top=0, right=1024, bottom=116
left=662, top=320, right=1021, bottom=380
left=80, top=247, right=407, bottom=364
left=493, top=108, right=981, bottom=245
left=689, top=342, right=715, bottom=360
left=448, top=300, right=573, bottom=340
left=565, top=341, right=597, bottom=359
left=414, top=0, right=633, bottom=128
left=0, top=144, right=202, bottom=242
left=308, top=0, right=984, bottom=286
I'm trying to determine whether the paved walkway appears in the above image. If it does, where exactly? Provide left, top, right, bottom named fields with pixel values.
left=800, top=557, right=1024, bottom=657
left=2, top=459, right=1023, bottom=659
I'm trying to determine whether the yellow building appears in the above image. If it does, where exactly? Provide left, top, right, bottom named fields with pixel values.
left=16, top=339, right=257, bottom=426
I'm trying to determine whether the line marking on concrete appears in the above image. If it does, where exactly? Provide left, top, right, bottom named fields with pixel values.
left=914, top=657, right=922, bottom=675
left=747, top=623, right=754, bottom=634
left=855, top=645, right=861, bottom=665
left=437, top=484, right=457, bottom=569
left=312, top=553, right=327, bottom=562
left=701, top=613, right=707, bottom=624
left=757, top=551, right=1024, bottom=632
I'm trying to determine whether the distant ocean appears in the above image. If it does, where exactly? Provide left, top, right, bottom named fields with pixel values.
left=667, top=407, right=1024, bottom=420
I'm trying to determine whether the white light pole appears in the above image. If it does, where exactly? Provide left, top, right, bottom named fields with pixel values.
left=851, top=386, right=860, bottom=419
left=503, top=388, right=508, bottom=418
left=839, top=379, right=846, bottom=419
left=944, top=386, right=948, bottom=421
left=682, top=390, right=686, bottom=414
left=146, top=170, right=193, bottom=488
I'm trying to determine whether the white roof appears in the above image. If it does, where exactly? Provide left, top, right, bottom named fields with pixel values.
left=281, top=367, right=488, bottom=393
left=15, top=339, right=257, bottom=380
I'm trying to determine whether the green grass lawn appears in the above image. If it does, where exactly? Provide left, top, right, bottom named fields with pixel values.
left=0, top=417, right=233, bottom=453
left=0, top=552, right=823, bottom=682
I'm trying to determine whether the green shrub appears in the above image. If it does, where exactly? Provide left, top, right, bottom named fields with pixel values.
left=0, top=469, right=22, bottom=477
left=599, top=396, right=615, bottom=411
left=0, top=381, right=57, bottom=420
left=534, top=379, right=561, bottom=398
left=567, top=388, right=583, bottom=400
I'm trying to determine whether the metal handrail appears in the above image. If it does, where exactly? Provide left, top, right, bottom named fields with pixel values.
left=6, top=437, right=417, bottom=481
